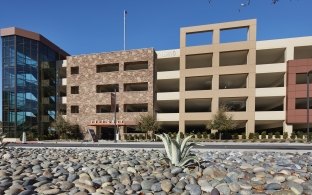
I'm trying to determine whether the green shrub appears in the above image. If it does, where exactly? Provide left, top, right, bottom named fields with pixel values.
left=210, top=133, right=215, bottom=139
left=196, top=132, right=202, bottom=139
left=172, top=132, right=177, bottom=139
left=261, top=131, right=266, bottom=140
left=248, top=133, right=254, bottom=140
left=242, top=134, right=246, bottom=139
left=203, top=132, right=208, bottom=139
left=283, top=132, right=288, bottom=139
left=275, top=132, right=281, bottom=139
left=254, top=133, right=259, bottom=140
left=147, top=134, right=151, bottom=140
left=297, top=131, right=303, bottom=139
left=268, top=133, right=273, bottom=139
left=130, top=134, right=135, bottom=140
left=139, top=134, right=145, bottom=140
left=233, top=133, right=239, bottom=140
left=309, top=134, right=312, bottom=142
left=290, top=132, right=296, bottom=140
left=124, top=134, right=128, bottom=140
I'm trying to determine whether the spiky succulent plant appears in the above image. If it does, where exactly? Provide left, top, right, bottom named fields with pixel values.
left=156, top=133, right=199, bottom=167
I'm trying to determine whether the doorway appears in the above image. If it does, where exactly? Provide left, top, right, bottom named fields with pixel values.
left=101, top=127, right=114, bottom=140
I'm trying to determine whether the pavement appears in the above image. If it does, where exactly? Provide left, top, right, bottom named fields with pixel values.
left=6, top=140, right=312, bottom=153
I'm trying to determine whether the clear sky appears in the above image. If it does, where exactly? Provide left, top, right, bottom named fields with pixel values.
left=1, top=0, right=312, bottom=120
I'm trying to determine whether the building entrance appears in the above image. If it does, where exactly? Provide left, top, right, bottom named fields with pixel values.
left=101, top=127, right=114, bottom=140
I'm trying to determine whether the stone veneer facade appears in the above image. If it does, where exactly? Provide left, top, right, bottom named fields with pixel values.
left=66, top=48, right=156, bottom=139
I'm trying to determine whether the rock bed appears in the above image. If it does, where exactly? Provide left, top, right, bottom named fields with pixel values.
left=0, top=148, right=311, bottom=195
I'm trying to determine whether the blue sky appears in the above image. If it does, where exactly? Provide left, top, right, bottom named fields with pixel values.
left=1, top=0, right=312, bottom=120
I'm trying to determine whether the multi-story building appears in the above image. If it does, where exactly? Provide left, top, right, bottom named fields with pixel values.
left=0, top=27, right=68, bottom=138
left=1, top=19, right=312, bottom=140
left=61, top=49, right=156, bottom=140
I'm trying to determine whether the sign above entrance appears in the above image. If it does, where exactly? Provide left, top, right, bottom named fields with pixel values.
left=89, top=120, right=125, bottom=126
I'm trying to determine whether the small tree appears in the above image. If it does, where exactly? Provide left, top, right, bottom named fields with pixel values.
left=268, top=132, right=273, bottom=139
left=51, top=115, right=81, bottom=139
left=283, top=132, right=288, bottom=140
left=207, top=105, right=237, bottom=139
left=275, top=132, right=281, bottom=139
left=136, top=114, right=159, bottom=140
left=261, top=131, right=267, bottom=139
left=297, top=131, right=303, bottom=139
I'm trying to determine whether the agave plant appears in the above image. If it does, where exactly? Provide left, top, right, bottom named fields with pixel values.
left=0, top=132, right=8, bottom=149
left=156, top=133, right=200, bottom=167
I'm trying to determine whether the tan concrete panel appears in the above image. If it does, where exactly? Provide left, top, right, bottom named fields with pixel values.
left=183, top=45, right=215, bottom=55
left=218, top=42, right=254, bottom=52
left=184, top=91, right=214, bottom=99
left=217, top=89, right=251, bottom=97
left=179, top=19, right=256, bottom=134
left=181, top=68, right=214, bottom=77
left=217, top=65, right=254, bottom=74
left=182, top=113, right=212, bottom=120
left=227, top=112, right=250, bottom=120
left=181, top=19, right=256, bottom=34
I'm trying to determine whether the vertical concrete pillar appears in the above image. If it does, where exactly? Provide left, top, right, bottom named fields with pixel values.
left=213, top=29, right=220, bottom=44
left=212, top=44, right=219, bottom=115
left=246, top=120, right=255, bottom=136
left=179, top=120, right=185, bottom=134
left=284, top=46, right=294, bottom=135
left=286, top=46, right=294, bottom=61
left=179, top=28, right=186, bottom=134
left=283, top=122, right=293, bottom=135
left=119, top=126, right=125, bottom=140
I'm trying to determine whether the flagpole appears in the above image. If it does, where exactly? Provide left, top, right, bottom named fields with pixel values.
left=113, top=89, right=117, bottom=143
left=123, top=10, right=126, bottom=50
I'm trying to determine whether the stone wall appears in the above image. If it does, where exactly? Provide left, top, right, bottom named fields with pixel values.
left=66, top=48, right=156, bottom=139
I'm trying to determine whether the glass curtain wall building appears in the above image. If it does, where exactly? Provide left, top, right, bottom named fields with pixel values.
left=1, top=28, right=68, bottom=138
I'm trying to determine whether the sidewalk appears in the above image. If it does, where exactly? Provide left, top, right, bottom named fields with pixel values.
left=35, top=140, right=312, bottom=146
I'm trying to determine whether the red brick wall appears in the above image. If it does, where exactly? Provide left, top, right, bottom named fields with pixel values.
left=287, top=59, right=312, bottom=124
